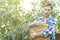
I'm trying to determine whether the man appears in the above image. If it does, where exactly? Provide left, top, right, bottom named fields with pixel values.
left=30, top=2, right=56, bottom=40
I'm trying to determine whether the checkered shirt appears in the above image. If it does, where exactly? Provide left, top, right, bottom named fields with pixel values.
left=34, top=16, right=56, bottom=40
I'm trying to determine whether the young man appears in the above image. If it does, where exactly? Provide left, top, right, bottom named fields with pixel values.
left=30, top=2, right=56, bottom=40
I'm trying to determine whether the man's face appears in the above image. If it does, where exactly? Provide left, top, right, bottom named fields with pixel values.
left=44, top=6, right=52, bottom=16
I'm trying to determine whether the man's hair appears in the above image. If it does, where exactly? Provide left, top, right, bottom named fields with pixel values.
left=44, top=2, right=53, bottom=10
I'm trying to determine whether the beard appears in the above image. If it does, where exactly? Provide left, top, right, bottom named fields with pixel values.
left=44, top=13, right=50, bottom=18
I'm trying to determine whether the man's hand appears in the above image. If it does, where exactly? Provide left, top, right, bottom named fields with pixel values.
left=30, top=31, right=37, bottom=39
left=30, top=31, right=43, bottom=39
left=34, top=32, right=43, bottom=37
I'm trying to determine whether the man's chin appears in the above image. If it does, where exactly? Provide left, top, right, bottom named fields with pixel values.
left=44, top=14, right=49, bottom=17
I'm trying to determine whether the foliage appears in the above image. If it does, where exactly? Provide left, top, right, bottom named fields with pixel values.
left=0, top=0, right=60, bottom=40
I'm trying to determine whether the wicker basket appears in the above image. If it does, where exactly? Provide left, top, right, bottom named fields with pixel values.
left=30, top=27, right=50, bottom=40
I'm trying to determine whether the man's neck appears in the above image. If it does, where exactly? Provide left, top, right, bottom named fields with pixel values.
left=44, top=15, right=49, bottom=19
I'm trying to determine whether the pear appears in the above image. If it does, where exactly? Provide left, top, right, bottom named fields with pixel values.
left=38, top=23, right=48, bottom=28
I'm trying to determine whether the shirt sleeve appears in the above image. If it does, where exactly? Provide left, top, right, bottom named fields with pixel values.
left=34, top=16, right=43, bottom=21
left=42, top=19, right=56, bottom=37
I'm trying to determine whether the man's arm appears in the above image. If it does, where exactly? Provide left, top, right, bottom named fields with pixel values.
left=42, top=19, right=56, bottom=37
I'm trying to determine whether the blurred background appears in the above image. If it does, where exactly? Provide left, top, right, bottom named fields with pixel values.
left=0, top=0, right=60, bottom=40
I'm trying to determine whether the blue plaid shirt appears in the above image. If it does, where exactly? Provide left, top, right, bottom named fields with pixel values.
left=34, top=16, right=56, bottom=40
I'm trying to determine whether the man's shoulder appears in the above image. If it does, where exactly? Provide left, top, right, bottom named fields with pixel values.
left=49, top=16, right=56, bottom=22
left=34, top=16, right=43, bottom=21
left=37, top=16, right=43, bottom=20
